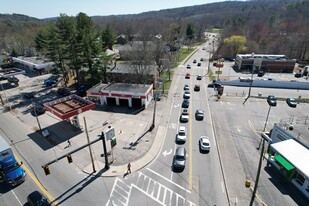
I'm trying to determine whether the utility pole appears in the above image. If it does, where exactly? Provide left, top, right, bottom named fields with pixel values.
left=101, top=132, right=110, bottom=170
left=84, top=117, right=96, bottom=173
left=243, top=53, right=255, bottom=105
left=32, top=102, right=42, bottom=132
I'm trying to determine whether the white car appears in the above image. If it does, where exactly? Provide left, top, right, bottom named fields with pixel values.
left=176, top=126, right=186, bottom=143
left=180, top=108, right=189, bottom=122
left=199, top=136, right=210, bottom=151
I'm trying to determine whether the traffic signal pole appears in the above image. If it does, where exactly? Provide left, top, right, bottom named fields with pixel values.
left=101, top=132, right=110, bottom=170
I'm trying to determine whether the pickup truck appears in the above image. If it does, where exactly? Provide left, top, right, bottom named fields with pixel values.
left=0, top=136, right=26, bottom=186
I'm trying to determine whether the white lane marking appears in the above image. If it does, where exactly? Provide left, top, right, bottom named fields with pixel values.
left=162, top=149, right=172, bottom=157
left=106, top=178, right=131, bottom=206
left=221, top=181, right=225, bottom=193
left=171, top=105, right=182, bottom=180
left=147, top=168, right=191, bottom=193
left=11, top=189, right=23, bottom=206
left=148, top=97, right=175, bottom=167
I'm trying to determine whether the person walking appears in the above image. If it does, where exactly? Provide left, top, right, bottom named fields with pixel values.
left=67, top=139, right=71, bottom=147
left=127, top=163, right=131, bottom=174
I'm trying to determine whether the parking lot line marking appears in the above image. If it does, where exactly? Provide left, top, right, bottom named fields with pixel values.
left=10, top=189, right=23, bottom=206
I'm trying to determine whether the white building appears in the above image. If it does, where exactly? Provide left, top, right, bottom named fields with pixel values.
left=86, top=83, right=153, bottom=109
left=269, top=139, right=309, bottom=199
left=12, top=56, right=55, bottom=74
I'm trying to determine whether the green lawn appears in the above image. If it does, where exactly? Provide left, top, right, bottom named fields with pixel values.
left=177, top=48, right=195, bottom=63
left=157, top=70, right=174, bottom=93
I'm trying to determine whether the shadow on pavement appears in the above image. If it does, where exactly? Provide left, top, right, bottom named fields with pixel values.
left=52, top=169, right=108, bottom=205
left=264, top=166, right=309, bottom=205
left=27, top=121, right=83, bottom=151
left=92, top=104, right=144, bottom=115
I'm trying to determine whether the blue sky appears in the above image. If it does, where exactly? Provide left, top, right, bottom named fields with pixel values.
left=1, top=0, right=236, bottom=19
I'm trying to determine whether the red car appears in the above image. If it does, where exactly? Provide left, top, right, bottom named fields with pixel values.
left=185, top=73, right=190, bottom=79
left=194, top=85, right=200, bottom=91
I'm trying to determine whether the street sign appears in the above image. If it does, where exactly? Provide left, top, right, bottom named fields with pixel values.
left=111, top=138, right=117, bottom=148
left=105, top=128, right=115, bottom=141
left=215, top=71, right=222, bottom=74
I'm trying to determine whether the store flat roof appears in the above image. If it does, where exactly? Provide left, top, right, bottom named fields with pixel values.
left=271, top=139, right=309, bottom=177
left=103, top=83, right=151, bottom=94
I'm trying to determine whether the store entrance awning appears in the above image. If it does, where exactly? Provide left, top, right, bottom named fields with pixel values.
left=274, top=155, right=295, bottom=171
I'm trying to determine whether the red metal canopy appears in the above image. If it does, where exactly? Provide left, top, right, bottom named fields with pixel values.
left=44, top=94, right=95, bottom=119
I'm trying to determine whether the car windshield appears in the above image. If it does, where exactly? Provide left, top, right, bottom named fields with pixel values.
left=202, top=142, right=209, bottom=146
left=175, top=155, right=185, bottom=161
left=179, top=131, right=185, bottom=136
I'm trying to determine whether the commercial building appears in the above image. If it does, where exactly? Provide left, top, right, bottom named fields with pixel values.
left=268, top=139, right=309, bottom=199
left=86, top=83, right=153, bottom=109
left=235, top=54, right=296, bottom=73
left=12, top=56, right=55, bottom=74
left=267, top=123, right=309, bottom=199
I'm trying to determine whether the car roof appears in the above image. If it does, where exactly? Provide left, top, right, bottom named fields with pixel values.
left=176, top=147, right=186, bottom=155
left=179, top=126, right=186, bottom=131
left=200, top=136, right=210, bottom=143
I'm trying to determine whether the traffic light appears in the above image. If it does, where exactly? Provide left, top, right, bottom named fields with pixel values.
left=67, top=154, right=73, bottom=163
left=43, top=165, right=50, bottom=175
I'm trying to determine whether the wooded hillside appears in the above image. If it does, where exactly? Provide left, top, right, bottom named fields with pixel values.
left=1, top=0, right=308, bottom=60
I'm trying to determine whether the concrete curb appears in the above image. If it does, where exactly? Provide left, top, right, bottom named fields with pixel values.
left=82, top=125, right=166, bottom=177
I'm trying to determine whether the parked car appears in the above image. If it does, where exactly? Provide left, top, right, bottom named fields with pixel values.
left=267, top=95, right=277, bottom=106
left=184, top=84, right=190, bottom=91
left=176, top=126, right=186, bottom=143
left=195, top=109, right=204, bottom=120
left=173, top=147, right=186, bottom=170
left=57, top=88, right=71, bottom=96
left=27, top=191, right=49, bottom=206
left=182, top=99, right=189, bottom=108
left=8, top=76, right=19, bottom=84
left=180, top=108, right=189, bottom=122
left=294, top=73, right=303, bottom=78
left=155, top=93, right=161, bottom=101
left=197, top=75, right=202, bottom=80
left=197, top=62, right=201, bottom=66
left=33, top=105, right=45, bottom=115
left=257, top=70, right=265, bottom=77
left=183, top=91, right=190, bottom=99
left=193, top=59, right=197, bottom=63
left=286, top=98, right=297, bottom=108
left=75, top=85, right=91, bottom=97
left=199, top=136, right=210, bottom=152
left=194, top=85, right=200, bottom=91
left=186, top=64, right=191, bottom=69
left=185, top=73, right=190, bottom=79
left=44, top=75, right=59, bottom=86
left=23, top=92, right=35, bottom=99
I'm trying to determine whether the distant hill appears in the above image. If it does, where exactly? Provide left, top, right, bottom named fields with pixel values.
left=0, top=0, right=308, bottom=60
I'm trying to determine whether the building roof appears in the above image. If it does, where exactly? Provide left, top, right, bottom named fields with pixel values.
left=104, top=83, right=151, bottom=94
left=12, top=56, right=55, bottom=70
left=236, top=54, right=291, bottom=61
left=271, top=139, right=309, bottom=177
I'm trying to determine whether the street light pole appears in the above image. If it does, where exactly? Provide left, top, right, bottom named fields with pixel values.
left=251, top=100, right=275, bottom=205
left=243, top=53, right=255, bottom=105
left=250, top=138, right=265, bottom=206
